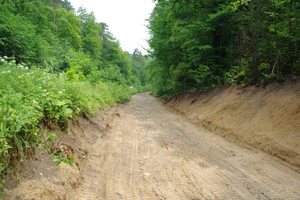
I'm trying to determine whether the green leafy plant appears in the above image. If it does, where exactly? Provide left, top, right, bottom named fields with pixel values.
left=0, top=56, right=134, bottom=187
left=44, top=132, right=57, bottom=151
left=53, top=155, right=75, bottom=166
left=0, top=179, right=5, bottom=193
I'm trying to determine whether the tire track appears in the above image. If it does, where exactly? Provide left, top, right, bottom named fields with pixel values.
left=74, top=92, right=300, bottom=199
left=171, top=113, right=298, bottom=200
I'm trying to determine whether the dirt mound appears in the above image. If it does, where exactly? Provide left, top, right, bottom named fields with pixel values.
left=2, top=107, right=117, bottom=199
left=166, top=80, right=300, bottom=169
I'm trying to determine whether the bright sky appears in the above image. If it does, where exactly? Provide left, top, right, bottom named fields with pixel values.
left=68, top=0, right=155, bottom=55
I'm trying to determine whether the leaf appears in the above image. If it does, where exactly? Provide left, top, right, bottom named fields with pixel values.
left=56, top=100, right=67, bottom=106
left=62, top=156, right=75, bottom=165
left=53, top=158, right=61, bottom=165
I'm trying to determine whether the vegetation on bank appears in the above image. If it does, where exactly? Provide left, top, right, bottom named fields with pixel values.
left=3, top=0, right=299, bottom=192
left=0, top=56, right=135, bottom=190
left=0, top=0, right=149, bottom=191
left=147, top=0, right=300, bottom=98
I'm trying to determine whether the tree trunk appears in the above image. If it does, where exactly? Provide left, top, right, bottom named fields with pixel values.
left=293, top=1, right=298, bottom=71
left=53, top=0, right=57, bottom=36
left=295, top=17, right=298, bottom=66
left=289, top=0, right=293, bottom=72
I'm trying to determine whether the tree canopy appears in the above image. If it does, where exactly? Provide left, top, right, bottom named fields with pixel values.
left=0, top=0, right=148, bottom=89
left=147, top=0, right=300, bottom=96
left=0, top=0, right=151, bottom=184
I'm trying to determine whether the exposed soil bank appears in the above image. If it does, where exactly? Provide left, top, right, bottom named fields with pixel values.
left=166, top=80, right=300, bottom=169
left=2, top=108, right=117, bottom=199
left=2, top=92, right=300, bottom=199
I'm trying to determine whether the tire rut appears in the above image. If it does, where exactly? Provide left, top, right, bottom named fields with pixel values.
left=75, top=92, right=300, bottom=199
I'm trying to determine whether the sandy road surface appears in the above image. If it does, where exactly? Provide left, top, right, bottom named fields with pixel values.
left=75, top=92, right=300, bottom=199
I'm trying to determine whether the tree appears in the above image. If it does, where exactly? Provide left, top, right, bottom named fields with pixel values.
left=131, top=49, right=147, bottom=86
left=80, top=12, right=102, bottom=59
left=99, top=22, right=121, bottom=67
left=56, top=8, right=81, bottom=51
left=147, top=0, right=300, bottom=97
left=0, top=0, right=151, bottom=89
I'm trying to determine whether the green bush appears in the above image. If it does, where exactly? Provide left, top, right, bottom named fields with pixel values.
left=0, top=56, right=133, bottom=188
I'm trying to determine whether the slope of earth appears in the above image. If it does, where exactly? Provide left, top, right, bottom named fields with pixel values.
left=166, top=80, right=300, bottom=169
left=3, top=92, right=300, bottom=199
left=2, top=108, right=117, bottom=199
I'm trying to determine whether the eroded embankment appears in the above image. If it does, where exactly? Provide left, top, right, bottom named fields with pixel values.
left=3, top=92, right=300, bottom=199
left=2, top=108, right=117, bottom=199
left=166, top=80, right=300, bottom=168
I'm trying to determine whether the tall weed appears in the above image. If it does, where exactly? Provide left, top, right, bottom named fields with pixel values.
left=0, top=56, right=132, bottom=189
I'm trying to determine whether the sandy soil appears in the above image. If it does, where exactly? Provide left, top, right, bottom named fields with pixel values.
left=166, top=80, right=300, bottom=169
left=3, top=91, right=300, bottom=199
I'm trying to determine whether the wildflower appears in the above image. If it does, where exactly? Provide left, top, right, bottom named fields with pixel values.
left=27, top=73, right=29, bottom=75
left=3, top=56, right=7, bottom=59
left=39, top=87, right=42, bottom=89
left=11, top=60, right=16, bottom=63
left=33, top=100, right=38, bottom=104
left=59, top=91, right=63, bottom=94
left=7, top=70, right=11, bottom=73
left=18, top=76, right=22, bottom=78
left=0, top=58, right=4, bottom=62
left=25, top=67, right=29, bottom=70
left=44, top=89, right=47, bottom=92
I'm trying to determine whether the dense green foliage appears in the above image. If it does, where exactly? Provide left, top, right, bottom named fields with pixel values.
left=0, top=0, right=148, bottom=88
left=147, top=0, right=300, bottom=97
left=0, top=0, right=149, bottom=188
left=0, top=58, right=132, bottom=178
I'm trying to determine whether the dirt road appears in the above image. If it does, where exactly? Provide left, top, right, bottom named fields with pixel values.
left=73, top=92, right=300, bottom=199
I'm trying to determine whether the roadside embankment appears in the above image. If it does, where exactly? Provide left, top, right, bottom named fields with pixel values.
left=2, top=108, right=117, bottom=199
left=166, top=80, right=300, bottom=168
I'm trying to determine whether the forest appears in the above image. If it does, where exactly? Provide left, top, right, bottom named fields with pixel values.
left=1, top=0, right=300, bottom=192
left=147, top=0, right=300, bottom=97
left=0, top=0, right=149, bottom=188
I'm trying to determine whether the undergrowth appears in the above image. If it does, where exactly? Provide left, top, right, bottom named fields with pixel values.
left=0, top=56, right=133, bottom=190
